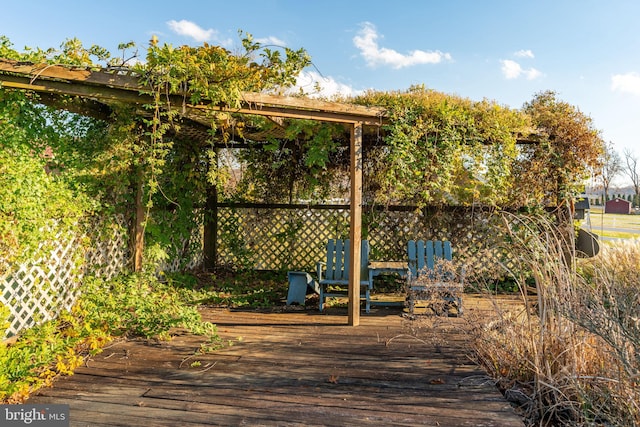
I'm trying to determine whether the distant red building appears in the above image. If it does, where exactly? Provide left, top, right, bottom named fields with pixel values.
left=605, top=198, right=631, bottom=214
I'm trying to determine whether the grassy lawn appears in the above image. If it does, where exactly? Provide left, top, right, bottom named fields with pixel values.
left=582, top=207, right=640, bottom=240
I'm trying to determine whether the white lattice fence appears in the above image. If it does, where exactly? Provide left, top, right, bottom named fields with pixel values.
left=84, top=219, right=130, bottom=279
left=365, top=208, right=518, bottom=281
left=1, top=218, right=129, bottom=339
left=154, top=209, right=205, bottom=273
left=161, top=228, right=205, bottom=273
left=1, top=234, right=83, bottom=338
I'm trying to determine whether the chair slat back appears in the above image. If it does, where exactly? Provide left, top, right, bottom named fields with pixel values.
left=324, top=239, right=369, bottom=282
left=408, top=240, right=452, bottom=279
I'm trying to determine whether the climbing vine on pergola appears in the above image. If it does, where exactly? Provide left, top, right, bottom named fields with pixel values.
left=0, top=34, right=604, bottom=279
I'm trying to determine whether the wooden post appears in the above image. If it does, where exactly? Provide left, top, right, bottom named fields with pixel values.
left=203, top=148, right=219, bottom=271
left=348, top=122, right=363, bottom=326
left=203, top=183, right=218, bottom=271
left=132, top=172, right=144, bottom=272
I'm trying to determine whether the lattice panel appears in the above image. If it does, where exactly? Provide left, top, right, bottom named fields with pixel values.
left=84, top=217, right=129, bottom=280
left=216, top=206, right=520, bottom=282
left=2, top=217, right=129, bottom=339
left=218, top=207, right=351, bottom=271
left=1, top=233, right=84, bottom=338
left=153, top=210, right=205, bottom=273
left=0, top=206, right=523, bottom=338
left=161, top=231, right=205, bottom=272
left=364, top=209, right=519, bottom=281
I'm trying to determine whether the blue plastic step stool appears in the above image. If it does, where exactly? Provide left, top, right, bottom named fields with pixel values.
left=286, top=271, right=318, bottom=305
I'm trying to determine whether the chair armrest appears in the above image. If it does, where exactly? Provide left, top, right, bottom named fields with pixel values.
left=459, top=265, right=466, bottom=284
left=317, top=261, right=326, bottom=282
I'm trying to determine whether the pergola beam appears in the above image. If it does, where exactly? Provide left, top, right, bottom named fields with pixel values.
left=0, top=77, right=383, bottom=125
left=0, top=59, right=386, bottom=125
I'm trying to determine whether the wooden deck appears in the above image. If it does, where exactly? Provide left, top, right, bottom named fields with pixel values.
left=31, top=296, right=524, bottom=426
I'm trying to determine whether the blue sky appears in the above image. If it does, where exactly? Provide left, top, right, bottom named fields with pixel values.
left=1, top=0, right=639, bottom=156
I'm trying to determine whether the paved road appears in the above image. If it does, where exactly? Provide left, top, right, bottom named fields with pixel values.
left=582, top=225, right=640, bottom=241
left=586, top=226, right=640, bottom=235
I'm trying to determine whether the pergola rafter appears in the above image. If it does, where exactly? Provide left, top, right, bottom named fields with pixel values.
left=0, top=59, right=385, bottom=125
left=0, top=58, right=387, bottom=326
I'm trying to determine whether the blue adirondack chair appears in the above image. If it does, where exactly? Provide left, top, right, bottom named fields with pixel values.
left=317, top=239, right=372, bottom=313
left=406, top=240, right=464, bottom=316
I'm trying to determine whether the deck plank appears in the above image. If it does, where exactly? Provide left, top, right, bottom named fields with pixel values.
left=30, top=299, right=524, bottom=426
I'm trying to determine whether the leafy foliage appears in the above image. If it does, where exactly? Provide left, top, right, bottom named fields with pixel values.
left=132, top=35, right=310, bottom=262
left=233, top=87, right=603, bottom=210
left=1, top=33, right=312, bottom=268
left=140, top=32, right=310, bottom=110
left=78, top=272, right=219, bottom=340
left=235, top=119, right=347, bottom=203
left=133, top=32, right=311, bottom=192
left=0, top=272, right=219, bottom=403
left=0, top=90, right=95, bottom=273
left=355, top=86, right=528, bottom=207
left=517, top=90, right=604, bottom=206
left=192, top=270, right=288, bottom=308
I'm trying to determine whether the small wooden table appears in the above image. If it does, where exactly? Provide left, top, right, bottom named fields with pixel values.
left=368, top=261, right=409, bottom=307
left=368, top=261, right=409, bottom=280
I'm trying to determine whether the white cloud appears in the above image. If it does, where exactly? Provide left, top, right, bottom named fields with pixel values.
left=289, top=70, right=362, bottom=99
left=500, top=59, right=542, bottom=80
left=611, top=72, right=640, bottom=96
left=167, top=19, right=216, bottom=43
left=255, top=36, right=287, bottom=46
left=524, top=67, right=542, bottom=80
left=501, top=59, right=522, bottom=79
left=353, top=22, right=452, bottom=69
left=514, top=49, right=535, bottom=59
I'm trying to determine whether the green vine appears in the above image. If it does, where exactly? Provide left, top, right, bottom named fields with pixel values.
left=0, top=272, right=219, bottom=403
left=0, top=33, right=605, bottom=274
left=1, top=32, right=312, bottom=270
left=0, top=90, right=95, bottom=273
left=125, top=33, right=311, bottom=262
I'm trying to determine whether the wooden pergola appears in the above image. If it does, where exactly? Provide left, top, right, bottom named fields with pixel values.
left=0, top=58, right=387, bottom=326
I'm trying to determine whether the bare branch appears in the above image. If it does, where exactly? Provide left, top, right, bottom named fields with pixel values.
left=623, top=149, right=640, bottom=207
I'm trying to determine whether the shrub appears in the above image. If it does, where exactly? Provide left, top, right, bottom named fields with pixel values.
left=470, top=213, right=640, bottom=426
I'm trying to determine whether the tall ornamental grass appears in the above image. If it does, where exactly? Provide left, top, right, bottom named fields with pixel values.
left=471, top=212, right=639, bottom=426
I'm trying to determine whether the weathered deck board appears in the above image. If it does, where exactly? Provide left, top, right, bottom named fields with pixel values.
left=30, top=297, right=524, bottom=426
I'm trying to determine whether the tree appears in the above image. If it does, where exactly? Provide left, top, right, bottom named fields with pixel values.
left=623, top=149, right=640, bottom=208
left=519, top=91, right=604, bottom=207
left=599, top=142, right=622, bottom=202
left=518, top=91, right=604, bottom=266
